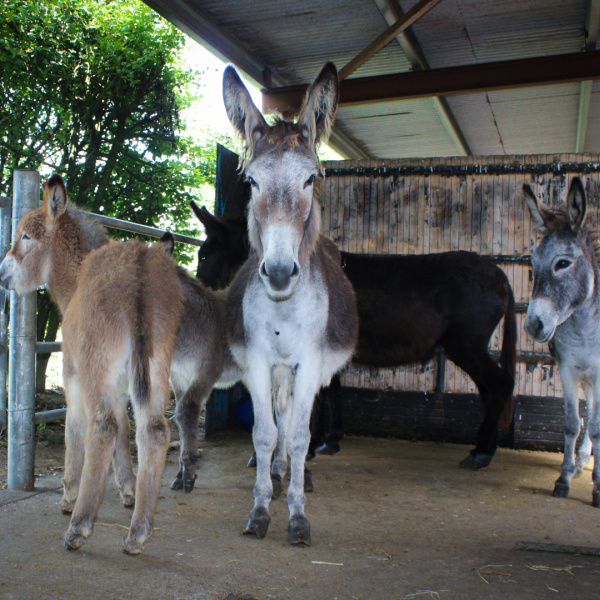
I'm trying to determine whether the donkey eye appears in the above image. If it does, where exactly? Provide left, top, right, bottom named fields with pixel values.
left=304, top=174, right=317, bottom=188
left=555, top=259, right=572, bottom=271
left=21, top=233, right=30, bottom=241
left=245, top=176, right=258, bottom=188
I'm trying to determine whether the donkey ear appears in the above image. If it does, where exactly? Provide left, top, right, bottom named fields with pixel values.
left=566, top=177, right=587, bottom=231
left=523, top=184, right=549, bottom=233
left=223, top=66, right=267, bottom=144
left=43, top=174, right=68, bottom=223
left=190, top=201, right=225, bottom=237
left=297, top=62, right=339, bottom=147
left=158, top=232, right=175, bottom=256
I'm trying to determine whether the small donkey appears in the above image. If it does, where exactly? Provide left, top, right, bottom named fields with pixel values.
left=0, top=175, right=186, bottom=553
left=523, top=178, right=600, bottom=507
left=158, top=231, right=240, bottom=494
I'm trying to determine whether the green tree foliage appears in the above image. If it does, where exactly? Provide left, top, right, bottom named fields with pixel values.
left=1, top=0, right=236, bottom=390
left=0, top=0, right=229, bottom=258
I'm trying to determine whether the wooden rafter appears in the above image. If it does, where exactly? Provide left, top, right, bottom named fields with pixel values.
left=262, top=51, right=600, bottom=115
left=373, top=0, right=471, bottom=156
left=338, top=0, right=444, bottom=80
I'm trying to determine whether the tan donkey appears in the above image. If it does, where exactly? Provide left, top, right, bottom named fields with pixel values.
left=0, top=174, right=184, bottom=554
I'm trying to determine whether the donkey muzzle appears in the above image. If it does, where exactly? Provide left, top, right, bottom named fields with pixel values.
left=524, top=298, right=557, bottom=343
left=259, top=259, right=300, bottom=298
left=0, top=257, right=15, bottom=290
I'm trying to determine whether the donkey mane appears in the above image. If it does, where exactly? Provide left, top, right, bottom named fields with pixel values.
left=538, top=206, right=600, bottom=264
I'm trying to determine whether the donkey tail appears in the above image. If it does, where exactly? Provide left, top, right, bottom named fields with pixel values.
left=131, top=249, right=152, bottom=407
left=132, top=333, right=151, bottom=406
left=499, top=284, right=517, bottom=428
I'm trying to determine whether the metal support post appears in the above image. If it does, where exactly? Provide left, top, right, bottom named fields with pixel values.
left=0, top=195, right=11, bottom=432
left=7, top=170, right=39, bottom=490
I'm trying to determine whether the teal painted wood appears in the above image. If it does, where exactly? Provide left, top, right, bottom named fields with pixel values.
left=205, top=144, right=248, bottom=437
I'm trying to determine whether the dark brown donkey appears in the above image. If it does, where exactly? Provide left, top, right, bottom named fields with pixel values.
left=223, top=63, right=358, bottom=545
left=191, top=217, right=517, bottom=471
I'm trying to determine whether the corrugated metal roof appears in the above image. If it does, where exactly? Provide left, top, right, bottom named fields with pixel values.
left=146, top=0, right=600, bottom=160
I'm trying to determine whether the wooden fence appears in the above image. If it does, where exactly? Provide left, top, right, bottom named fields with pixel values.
left=320, top=154, right=600, bottom=449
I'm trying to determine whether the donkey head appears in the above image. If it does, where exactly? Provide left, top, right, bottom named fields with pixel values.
left=223, top=63, right=339, bottom=300
left=190, top=201, right=249, bottom=290
left=523, top=178, right=596, bottom=342
left=0, top=174, right=106, bottom=298
left=0, top=174, right=71, bottom=293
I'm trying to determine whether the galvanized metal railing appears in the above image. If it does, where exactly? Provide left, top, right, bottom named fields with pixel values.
left=0, top=170, right=204, bottom=490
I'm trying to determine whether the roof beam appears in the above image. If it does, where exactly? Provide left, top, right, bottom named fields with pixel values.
left=576, top=0, right=600, bottom=152
left=263, top=51, right=600, bottom=114
left=373, top=0, right=470, bottom=156
left=338, top=0, right=444, bottom=80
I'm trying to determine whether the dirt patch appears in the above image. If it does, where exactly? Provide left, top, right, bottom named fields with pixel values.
left=2, top=429, right=600, bottom=600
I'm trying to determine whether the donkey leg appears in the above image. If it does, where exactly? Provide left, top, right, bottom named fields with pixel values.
left=455, top=353, right=513, bottom=470
left=60, top=366, right=85, bottom=515
left=122, top=379, right=171, bottom=555
left=575, top=380, right=593, bottom=477
left=112, top=389, right=136, bottom=508
left=588, top=380, right=600, bottom=507
left=171, top=381, right=208, bottom=493
left=308, top=388, right=325, bottom=461
left=64, top=398, right=118, bottom=550
left=287, top=367, right=321, bottom=546
left=553, top=369, right=581, bottom=499
left=243, top=360, right=277, bottom=539
left=319, top=374, right=344, bottom=455
left=271, top=405, right=290, bottom=500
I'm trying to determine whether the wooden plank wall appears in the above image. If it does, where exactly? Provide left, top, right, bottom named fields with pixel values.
left=320, top=154, right=600, bottom=403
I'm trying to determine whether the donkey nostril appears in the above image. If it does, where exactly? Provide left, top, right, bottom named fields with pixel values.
left=260, top=262, right=268, bottom=278
left=291, top=262, right=300, bottom=278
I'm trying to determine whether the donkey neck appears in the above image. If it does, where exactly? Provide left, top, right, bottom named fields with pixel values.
left=47, top=236, right=93, bottom=316
left=557, top=258, right=600, bottom=348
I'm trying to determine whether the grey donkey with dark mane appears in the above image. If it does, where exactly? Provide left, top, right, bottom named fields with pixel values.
left=222, top=62, right=358, bottom=546
left=524, top=177, right=600, bottom=507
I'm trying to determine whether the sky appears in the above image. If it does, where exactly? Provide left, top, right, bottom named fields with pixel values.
left=179, top=37, right=342, bottom=159
left=179, top=39, right=263, bottom=142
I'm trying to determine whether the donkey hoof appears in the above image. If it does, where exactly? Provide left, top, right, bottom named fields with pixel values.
left=271, top=474, right=283, bottom=499
left=183, top=477, right=196, bottom=494
left=247, top=454, right=257, bottom=468
left=170, top=476, right=184, bottom=491
left=592, top=491, right=600, bottom=508
left=288, top=515, right=311, bottom=546
left=459, top=452, right=493, bottom=470
left=243, top=507, right=270, bottom=539
left=316, top=441, right=340, bottom=456
left=122, top=536, right=144, bottom=555
left=553, top=482, right=570, bottom=498
left=64, top=531, right=85, bottom=551
left=304, top=471, right=314, bottom=493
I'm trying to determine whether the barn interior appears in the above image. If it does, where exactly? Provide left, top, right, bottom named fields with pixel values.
left=141, top=0, right=600, bottom=452
left=4, top=3, right=600, bottom=599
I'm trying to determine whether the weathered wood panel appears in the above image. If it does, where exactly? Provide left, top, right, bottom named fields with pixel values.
left=321, top=155, right=600, bottom=407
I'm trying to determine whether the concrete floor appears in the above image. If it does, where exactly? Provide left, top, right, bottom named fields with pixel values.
left=1, top=432, right=600, bottom=600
